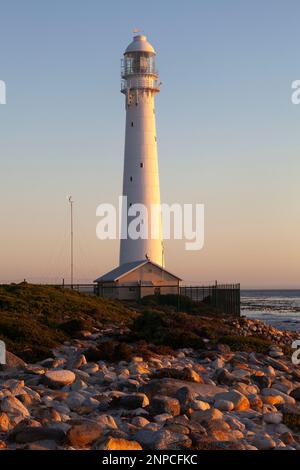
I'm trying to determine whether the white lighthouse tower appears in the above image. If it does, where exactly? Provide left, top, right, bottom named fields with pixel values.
left=120, top=33, right=163, bottom=266
left=94, top=34, right=182, bottom=297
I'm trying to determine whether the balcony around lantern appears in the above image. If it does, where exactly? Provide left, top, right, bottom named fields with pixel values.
left=121, top=77, right=160, bottom=94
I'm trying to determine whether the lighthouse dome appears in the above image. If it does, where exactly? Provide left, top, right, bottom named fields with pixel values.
left=125, top=34, right=155, bottom=55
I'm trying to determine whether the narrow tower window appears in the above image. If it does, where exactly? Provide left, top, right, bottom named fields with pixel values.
left=130, top=176, right=133, bottom=181
left=140, top=163, right=144, bottom=168
left=131, top=122, right=134, bottom=127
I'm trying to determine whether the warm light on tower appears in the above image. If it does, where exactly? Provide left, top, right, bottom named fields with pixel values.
left=120, top=34, right=163, bottom=266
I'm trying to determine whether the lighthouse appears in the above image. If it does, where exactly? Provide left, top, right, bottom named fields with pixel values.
left=95, top=34, right=182, bottom=298
left=119, top=34, right=163, bottom=266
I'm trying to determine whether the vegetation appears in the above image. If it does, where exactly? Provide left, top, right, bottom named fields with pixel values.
left=85, top=339, right=174, bottom=363
left=141, top=294, right=222, bottom=315
left=0, top=284, right=287, bottom=363
left=128, top=309, right=230, bottom=349
left=0, top=283, right=136, bottom=362
left=218, top=335, right=273, bottom=354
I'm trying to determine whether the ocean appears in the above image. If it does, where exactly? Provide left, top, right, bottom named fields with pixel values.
left=241, top=290, right=300, bottom=332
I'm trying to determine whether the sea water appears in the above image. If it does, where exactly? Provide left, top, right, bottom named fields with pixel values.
left=241, top=290, right=300, bottom=332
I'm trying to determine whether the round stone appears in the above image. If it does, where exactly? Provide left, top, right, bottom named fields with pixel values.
left=44, top=370, right=76, bottom=388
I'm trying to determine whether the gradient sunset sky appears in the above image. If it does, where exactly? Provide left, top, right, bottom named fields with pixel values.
left=0, top=0, right=299, bottom=288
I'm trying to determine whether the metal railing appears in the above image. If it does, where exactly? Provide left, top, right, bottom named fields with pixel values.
left=121, top=78, right=160, bottom=93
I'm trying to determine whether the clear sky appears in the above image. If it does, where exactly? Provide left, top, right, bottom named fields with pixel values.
left=0, top=0, right=299, bottom=288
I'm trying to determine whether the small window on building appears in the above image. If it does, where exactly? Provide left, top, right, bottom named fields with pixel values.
left=130, top=176, right=133, bottom=182
left=131, top=122, right=134, bottom=127
left=129, top=203, right=132, bottom=207
left=140, top=163, right=144, bottom=168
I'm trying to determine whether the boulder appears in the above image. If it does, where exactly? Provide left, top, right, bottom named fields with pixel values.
left=282, top=404, right=300, bottom=430
left=207, top=419, right=244, bottom=442
left=214, top=391, right=250, bottom=411
left=214, top=368, right=237, bottom=385
left=214, top=399, right=234, bottom=412
left=24, top=440, right=58, bottom=450
left=1, top=396, right=29, bottom=417
left=290, top=387, right=300, bottom=401
left=8, top=418, right=42, bottom=441
left=44, top=370, right=76, bottom=388
left=150, top=396, right=180, bottom=417
left=10, top=426, right=65, bottom=444
left=131, top=364, right=150, bottom=375
left=262, top=388, right=295, bottom=405
left=66, top=353, right=87, bottom=370
left=134, top=428, right=191, bottom=450
left=0, top=412, right=10, bottom=432
left=95, top=414, right=118, bottom=430
left=191, top=408, right=223, bottom=424
left=5, top=351, right=26, bottom=369
left=251, top=373, right=272, bottom=389
left=191, top=400, right=211, bottom=411
left=118, top=393, right=149, bottom=409
left=141, top=378, right=226, bottom=401
left=248, top=393, right=263, bottom=410
left=262, top=395, right=284, bottom=406
left=263, top=412, right=282, bottom=425
left=154, top=413, right=173, bottom=423
left=100, top=437, right=143, bottom=450
left=67, top=420, right=103, bottom=447
left=175, top=386, right=193, bottom=412
left=65, top=392, right=86, bottom=411
left=151, top=368, right=203, bottom=383
left=131, top=416, right=150, bottom=427
left=252, top=433, right=276, bottom=450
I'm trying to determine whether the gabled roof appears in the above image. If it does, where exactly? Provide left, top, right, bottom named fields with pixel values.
left=94, top=259, right=181, bottom=283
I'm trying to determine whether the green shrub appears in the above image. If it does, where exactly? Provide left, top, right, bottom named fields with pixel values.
left=0, top=283, right=136, bottom=362
left=59, top=318, right=91, bottom=334
left=130, top=310, right=206, bottom=350
left=85, top=340, right=133, bottom=362
left=218, top=335, right=273, bottom=353
left=141, top=294, right=222, bottom=315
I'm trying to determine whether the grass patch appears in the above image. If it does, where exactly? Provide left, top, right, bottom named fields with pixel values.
left=0, top=283, right=136, bottom=362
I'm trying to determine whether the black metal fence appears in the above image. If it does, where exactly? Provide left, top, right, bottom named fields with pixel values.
left=181, top=284, right=240, bottom=316
left=57, top=282, right=240, bottom=316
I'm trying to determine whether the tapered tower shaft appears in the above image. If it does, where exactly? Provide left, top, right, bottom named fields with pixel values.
left=120, top=34, right=163, bottom=266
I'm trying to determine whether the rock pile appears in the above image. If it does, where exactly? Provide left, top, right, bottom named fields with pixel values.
left=1, top=322, right=300, bottom=450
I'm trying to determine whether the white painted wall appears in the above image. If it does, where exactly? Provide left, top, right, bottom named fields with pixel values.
left=120, top=36, right=163, bottom=266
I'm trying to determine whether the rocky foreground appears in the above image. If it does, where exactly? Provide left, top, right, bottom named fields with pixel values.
left=1, top=319, right=300, bottom=451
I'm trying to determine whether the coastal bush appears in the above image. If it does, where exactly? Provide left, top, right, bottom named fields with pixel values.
left=141, top=294, right=221, bottom=315
left=129, top=310, right=207, bottom=349
left=85, top=340, right=133, bottom=362
left=0, top=283, right=136, bottom=362
left=218, top=335, right=273, bottom=353
left=59, top=318, right=92, bottom=335
left=85, top=339, right=175, bottom=363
